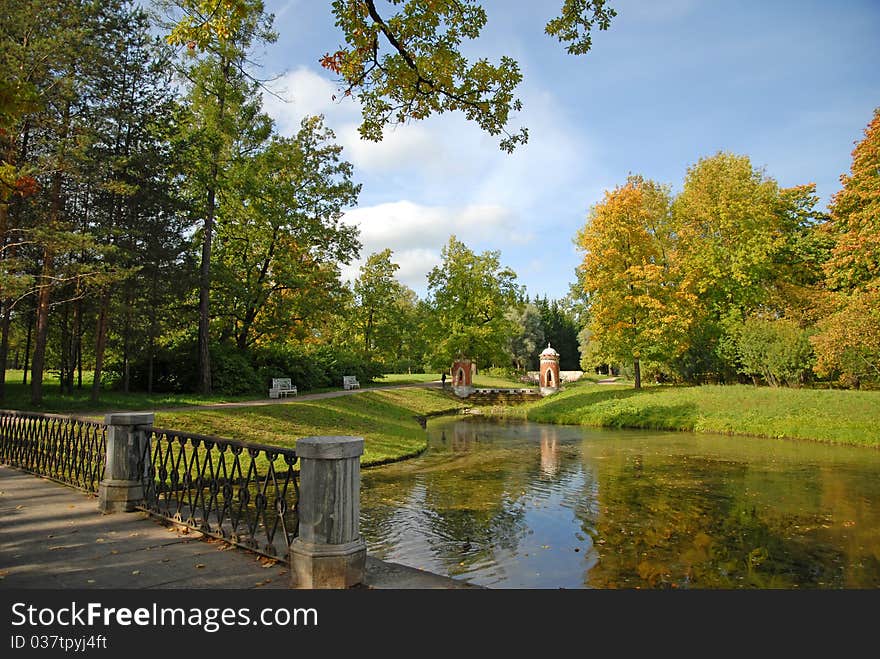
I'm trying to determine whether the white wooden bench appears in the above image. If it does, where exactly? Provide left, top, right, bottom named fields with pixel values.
left=342, top=375, right=360, bottom=390
left=269, top=377, right=297, bottom=399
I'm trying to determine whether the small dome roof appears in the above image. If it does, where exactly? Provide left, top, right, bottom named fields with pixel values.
left=540, top=343, right=558, bottom=356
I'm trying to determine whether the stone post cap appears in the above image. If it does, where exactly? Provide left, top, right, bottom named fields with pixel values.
left=104, top=412, right=155, bottom=426
left=295, top=436, right=364, bottom=459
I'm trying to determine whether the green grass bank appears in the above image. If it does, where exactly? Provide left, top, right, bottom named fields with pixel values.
left=496, top=382, right=880, bottom=448
left=152, top=387, right=468, bottom=467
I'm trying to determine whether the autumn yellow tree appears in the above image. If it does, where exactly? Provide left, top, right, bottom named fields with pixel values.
left=811, top=107, right=880, bottom=386
left=576, top=176, right=688, bottom=388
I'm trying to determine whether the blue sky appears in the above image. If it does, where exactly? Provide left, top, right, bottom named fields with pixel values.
left=255, top=0, right=880, bottom=299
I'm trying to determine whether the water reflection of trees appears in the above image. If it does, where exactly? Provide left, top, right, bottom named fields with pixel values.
left=363, top=421, right=880, bottom=588
left=363, top=420, right=592, bottom=579
left=579, top=445, right=880, bottom=588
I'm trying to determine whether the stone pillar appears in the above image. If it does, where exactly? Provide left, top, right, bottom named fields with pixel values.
left=98, top=412, right=154, bottom=513
left=289, top=436, right=366, bottom=589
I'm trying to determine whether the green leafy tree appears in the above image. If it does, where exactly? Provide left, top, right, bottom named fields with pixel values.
left=671, top=152, right=786, bottom=381
left=353, top=248, right=403, bottom=358
left=506, top=302, right=544, bottom=372
left=533, top=295, right=581, bottom=370
left=169, top=0, right=276, bottom=393
left=212, top=115, right=361, bottom=351
left=733, top=316, right=815, bottom=387
left=426, top=235, right=520, bottom=369
left=166, top=1, right=616, bottom=152
left=767, top=183, right=833, bottom=319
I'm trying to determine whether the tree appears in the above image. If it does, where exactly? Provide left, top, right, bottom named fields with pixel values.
left=212, top=115, right=361, bottom=351
left=534, top=295, right=581, bottom=370
left=506, top=303, right=544, bottom=372
left=0, top=0, right=136, bottom=404
left=169, top=0, right=276, bottom=393
left=671, top=153, right=786, bottom=381
left=576, top=176, right=682, bottom=388
left=810, top=108, right=880, bottom=387
left=823, top=107, right=880, bottom=293
left=426, top=235, right=520, bottom=368
left=768, top=183, right=832, bottom=319
left=811, top=291, right=880, bottom=388
left=732, top=315, right=814, bottom=387
left=353, top=249, right=402, bottom=358
left=166, top=1, right=616, bottom=152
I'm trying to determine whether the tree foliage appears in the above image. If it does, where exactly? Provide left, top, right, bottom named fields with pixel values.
left=732, top=316, right=814, bottom=387
left=426, top=235, right=520, bottom=368
left=576, top=176, right=683, bottom=387
left=162, top=1, right=616, bottom=152
left=823, top=108, right=880, bottom=293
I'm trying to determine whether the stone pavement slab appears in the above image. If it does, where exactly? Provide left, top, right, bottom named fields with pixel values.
left=0, top=466, right=476, bottom=589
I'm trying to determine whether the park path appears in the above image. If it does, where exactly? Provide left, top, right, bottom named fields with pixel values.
left=130, top=381, right=444, bottom=415
left=0, top=466, right=475, bottom=589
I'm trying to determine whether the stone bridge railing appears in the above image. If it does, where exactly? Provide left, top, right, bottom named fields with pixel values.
left=0, top=409, right=365, bottom=589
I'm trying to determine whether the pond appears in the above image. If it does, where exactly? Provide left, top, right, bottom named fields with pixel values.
left=359, top=417, right=880, bottom=588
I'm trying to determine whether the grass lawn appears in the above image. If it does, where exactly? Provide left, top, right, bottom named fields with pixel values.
left=0, top=370, right=447, bottom=414
left=501, top=381, right=880, bottom=448
left=472, top=373, right=531, bottom=388
left=0, top=370, right=262, bottom=413
left=153, top=387, right=468, bottom=467
left=372, top=373, right=441, bottom=385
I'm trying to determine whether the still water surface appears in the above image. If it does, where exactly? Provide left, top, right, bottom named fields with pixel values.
left=360, top=417, right=880, bottom=588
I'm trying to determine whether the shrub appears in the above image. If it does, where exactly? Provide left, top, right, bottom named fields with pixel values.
left=733, top=316, right=815, bottom=387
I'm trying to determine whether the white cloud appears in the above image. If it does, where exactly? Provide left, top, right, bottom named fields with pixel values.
left=340, top=201, right=522, bottom=292
left=262, top=67, right=610, bottom=298
left=262, top=67, right=351, bottom=134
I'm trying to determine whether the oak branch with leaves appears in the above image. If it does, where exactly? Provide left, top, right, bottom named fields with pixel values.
left=166, top=0, right=616, bottom=152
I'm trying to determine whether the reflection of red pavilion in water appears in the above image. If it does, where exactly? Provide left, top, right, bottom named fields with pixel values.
left=450, top=358, right=475, bottom=398
left=539, top=344, right=560, bottom=396
left=539, top=427, right=559, bottom=476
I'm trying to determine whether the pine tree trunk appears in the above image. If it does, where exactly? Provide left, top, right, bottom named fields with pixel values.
left=22, top=304, right=33, bottom=385
left=0, top=302, right=9, bottom=402
left=122, top=287, right=131, bottom=394
left=60, top=301, right=70, bottom=394
left=197, top=184, right=214, bottom=394
left=634, top=357, right=641, bottom=390
left=30, top=247, right=54, bottom=404
left=91, top=290, right=110, bottom=402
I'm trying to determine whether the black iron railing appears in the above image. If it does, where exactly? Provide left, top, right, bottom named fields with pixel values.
left=0, top=410, right=106, bottom=494
left=137, top=427, right=299, bottom=562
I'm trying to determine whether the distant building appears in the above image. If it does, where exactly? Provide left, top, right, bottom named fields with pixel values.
left=451, top=358, right=475, bottom=398
left=539, top=344, right=560, bottom=396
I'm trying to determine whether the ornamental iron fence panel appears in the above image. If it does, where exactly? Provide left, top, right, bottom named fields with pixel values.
left=0, top=410, right=106, bottom=494
left=137, top=427, right=299, bottom=563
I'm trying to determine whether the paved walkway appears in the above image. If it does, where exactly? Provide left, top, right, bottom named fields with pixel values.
left=0, top=466, right=476, bottom=589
